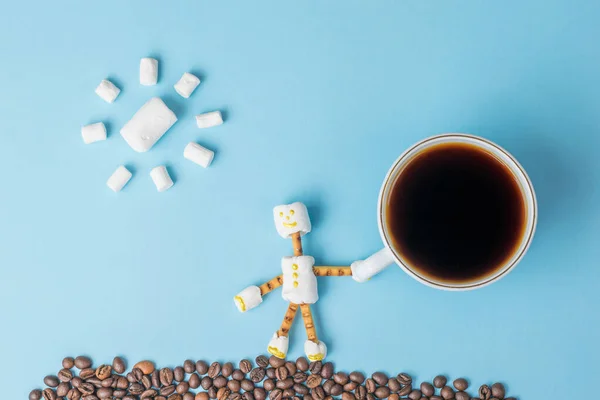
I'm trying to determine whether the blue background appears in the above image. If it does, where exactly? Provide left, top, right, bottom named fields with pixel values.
left=1, top=1, right=599, bottom=399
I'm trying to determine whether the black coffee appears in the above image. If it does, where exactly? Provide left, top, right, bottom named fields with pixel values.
left=386, top=142, right=527, bottom=284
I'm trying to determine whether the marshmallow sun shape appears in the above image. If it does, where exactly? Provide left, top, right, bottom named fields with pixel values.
left=273, top=202, right=312, bottom=239
left=120, top=97, right=177, bottom=152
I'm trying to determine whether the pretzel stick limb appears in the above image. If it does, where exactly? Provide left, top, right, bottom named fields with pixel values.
left=277, top=302, right=299, bottom=337
left=300, top=304, right=318, bottom=342
left=313, top=266, right=352, bottom=277
left=259, top=275, right=283, bottom=296
left=292, top=232, right=303, bottom=256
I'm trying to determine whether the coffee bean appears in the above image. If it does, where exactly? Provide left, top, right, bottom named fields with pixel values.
left=293, top=372, right=307, bottom=383
left=264, top=379, right=275, bottom=391
left=88, top=377, right=102, bottom=388
left=331, top=384, right=343, bottom=396
left=71, top=377, right=83, bottom=388
left=170, top=395, right=183, bottom=400
left=228, top=379, right=241, bottom=392
left=174, top=367, right=185, bottom=382
left=269, top=356, right=285, bottom=368
left=96, top=365, right=112, bottom=380
left=355, top=385, right=366, bottom=400
left=214, top=377, right=227, bottom=389
left=59, top=369, right=74, bottom=382
left=397, top=373, right=412, bottom=386
left=117, top=377, right=129, bottom=389
left=133, top=368, right=144, bottom=382
left=397, top=385, right=412, bottom=396
left=420, top=383, right=434, bottom=397
left=135, top=361, right=156, bottom=375
left=254, top=388, right=267, bottom=400
left=276, top=366, right=288, bottom=381
left=455, top=391, right=469, bottom=400
left=181, top=360, right=194, bottom=374
left=385, top=378, right=399, bottom=393
left=161, top=369, right=174, bottom=386
left=334, top=373, right=349, bottom=385
left=83, top=396, right=99, bottom=400
left=75, top=356, right=92, bottom=369
left=80, top=368, right=95, bottom=380
left=306, top=374, right=322, bottom=389
left=177, top=382, right=190, bottom=394
left=150, top=370, right=160, bottom=388
left=433, top=376, right=447, bottom=389
left=218, top=388, right=232, bottom=400
left=296, top=357, right=309, bottom=372
left=285, top=362, right=297, bottom=376
left=196, top=393, right=210, bottom=400
left=239, top=379, right=253, bottom=391
left=311, top=386, right=325, bottom=400
left=491, top=383, right=505, bottom=399
left=126, top=373, right=136, bottom=383
left=209, top=387, right=219, bottom=399
left=201, top=377, right=213, bottom=390
left=222, top=363, right=234, bottom=378
left=276, top=378, right=294, bottom=390
left=255, top=356, right=269, bottom=369
left=130, top=383, right=145, bottom=395
left=323, top=379, right=335, bottom=394
left=142, top=375, right=153, bottom=389
left=228, top=370, right=242, bottom=381
left=309, top=361, right=322, bottom=375
left=265, top=368, right=276, bottom=380
left=344, top=382, right=357, bottom=392
left=30, top=389, right=43, bottom=400
left=67, top=388, right=82, bottom=400
left=228, top=394, right=242, bottom=400
left=294, top=384, right=310, bottom=395
left=283, top=388, right=295, bottom=398
left=161, top=385, right=176, bottom=396
left=478, top=385, right=491, bottom=400
left=194, top=361, right=208, bottom=375
left=453, top=378, right=468, bottom=391
left=124, top=396, right=137, bottom=400
left=183, top=395, right=195, bottom=400
left=242, top=392, right=254, bottom=400
left=407, top=390, right=421, bottom=400
left=114, top=389, right=127, bottom=398
left=208, top=363, right=221, bottom=379
left=365, top=379, right=376, bottom=394
left=366, top=394, right=375, bottom=400
left=79, top=383, right=95, bottom=395
left=440, top=386, right=454, bottom=400
left=57, top=382, right=71, bottom=397
left=374, top=387, right=390, bottom=399
left=342, top=392, right=356, bottom=400
left=372, top=372, right=387, bottom=386
left=349, top=372, right=364, bottom=384
left=189, top=373, right=201, bottom=389
left=141, top=389, right=158, bottom=398
left=44, top=375, right=60, bottom=387
left=61, top=357, right=75, bottom=369
left=97, top=388, right=113, bottom=399
left=112, top=357, right=126, bottom=374
left=237, top=360, right=252, bottom=374
left=430, top=397, right=442, bottom=400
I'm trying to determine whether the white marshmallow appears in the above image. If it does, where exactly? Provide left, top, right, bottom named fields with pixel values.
left=150, top=166, right=173, bottom=192
left=350, top=248, right=395, bottom=283
left=95, top=79, right=120, bottom=103
left=140, top=58, right=158, bottom=86
left=267, top=333, right=289, bottom=359
left=304, top=340, right=327, bottom=361
left=120, top=97, right=177, bottom=152
left=273, top=202, right=312, bottom=238
left=106, top=166, right=132, bottom=192
left=281, top=256, right=318, bottom=305
left=234, top=286, right=263, bottom=312
left=174, top=72, right=200, bottom=98
left=81, top=122, right=107, bottom=144
left=184, top=142, right=214, bottom=168
left=196, top=111, right=223, bottom=129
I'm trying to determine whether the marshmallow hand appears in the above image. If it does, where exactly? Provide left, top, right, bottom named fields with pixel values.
left=351, top=248, right=395, bottom=283
left=273, top=202, right=312, bottom=239
left=234, top=286, right=263, bottom=312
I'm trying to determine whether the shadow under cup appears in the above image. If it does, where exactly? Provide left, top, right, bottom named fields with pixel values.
left=379, top=134, right=537, bottom=290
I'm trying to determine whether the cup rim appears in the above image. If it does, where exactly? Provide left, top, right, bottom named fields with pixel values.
left=377, top=133, right=538, bottom=291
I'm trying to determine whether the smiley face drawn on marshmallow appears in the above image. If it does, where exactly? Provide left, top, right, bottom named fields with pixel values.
left=273, top=202, right=312, bottom=238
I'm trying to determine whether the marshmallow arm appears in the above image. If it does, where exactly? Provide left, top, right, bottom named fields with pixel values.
left=259, top=275, right=284, bottom=295
left=351, top=248, right=395, bottom=283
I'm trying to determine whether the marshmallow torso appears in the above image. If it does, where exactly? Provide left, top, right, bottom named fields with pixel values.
left=95, top=79, right=120, bottom=103
left=120, top=97, right=177, bottom=152
left=273, top=202, right=312, bottom=238
left=140, top=58, right=158, bottom=86
left=174, top=72, right=200, bottom=98
left=281, top=256, right=318, bottom=305
left=81, top=122, right=107, bottom=144
left=107, top=166, right=132, bottom=192
left=184, top=142, right=214, bottom=168
left=150, top=166, right=173, bottom=192
left=196, top=111, right=223, bottom=129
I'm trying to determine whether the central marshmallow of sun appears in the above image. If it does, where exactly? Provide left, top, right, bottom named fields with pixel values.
left=273, top=202, right=311, bottom=238
left=120, top=97, right=177, bottom=152
left=281, top=256, right=318, bottom=304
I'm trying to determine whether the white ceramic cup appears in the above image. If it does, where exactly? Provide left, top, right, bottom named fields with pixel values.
left=351, top=133, right=537, bottom=290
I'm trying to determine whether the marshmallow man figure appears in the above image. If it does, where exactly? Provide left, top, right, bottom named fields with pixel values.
left=234, top=202, right=354, bottom=361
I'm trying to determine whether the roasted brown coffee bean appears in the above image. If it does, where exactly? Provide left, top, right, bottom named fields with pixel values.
left=323, top=380, right=335, bottom=394
left=242, top=393, right=254, bottom=400
left=75, top=356, right=92, bottom=369
left=276, top=366, right=289, bottom=381
left=218, top=388, right=232, bottom=400
left=222, top=363, right=234, bottom=378
left=348, top=372, right=364, bottom=384
left=130, top=383, right=145, bottom=395
left=135, top=361, right=156, bottom=375
left=371, top=373, right=387, bottom=386
left=237, top=360, right=251, bottom=374
left=374, top=387, right=390, bottom=399
left=114, top=389, right=127, bottom=398
left=126, top=373, right=136, bottom=383
left=231, top=370, right=244, bottom=381
left=102, top=377, right=114, bottom=388
left=408, top=389, right=421, bottom=400
left=419, top=383, right=434, bottom=397
left=269, top=356, right=285, bottom=368
left=433, top=376, right=446, bottom=389
left=141, top=389, right=158, bottom=398
left=161, top=385, right=176, bottom=396
left=398, top=385, right=412, bottom=397
left=319, top=363, right=333, bottom=380
left=309, top=361, right=322, bottom=375
left=151, top=370, right=160, bottom=388
left=214, top=377, right=227, bottom=389
left=265, top=368, right=276, bottom=379
left=208, top=363, right=221, bottom=379
left=276, top=378, right=294, bottom=390
left=57, top=383, right=70, bottom=397
left=293, top=372, right=308, bottom=383
left=97, top=388, right=113, bottom=399
left=45, top=375, right=60, bottom=387
left=365, top=379, right=376, bottom=394
left=255, top=356, right=269, bottom=369
left=188, top=373, right=201, bottom=389
left=80, top=368, right=96, bottom=380
left=430, top=397, right=442, bottom=400
left=196, top=361, right=209, bottom=375
left=269, top=389, right=282, bottom=400
left=227, top=380, right=241, bottom=392
left=110, top=357, right=125, bottom=374
left=62, top=357, right=75, bottom=369
left=491, top=383, right=505, bottom=399
left=366, top=395, right=376, bottom=400
left=254, top=388, right=267, bottom=400
left=196, top=394, right=210, bottom=400
left=453, top=378, right=468, bottom=391
left=478, top=385, right=491, bottom=400
left=182, top=395, right=194, bottom=400
left=67, top=388, right=82, bottom=400
left=331, top=384, right=343, bottom=396
left=334, top=373, right=349, bottom=385
left=182, top=360, right=195, bottom=374
left=117, top=377, right=128, bottom=390
left=208, top=387, right=218, bottom=399
left=296, top=357, right=309, bottom=372
left=201, top=377, right=213, bottom=390
left=285, top=361, right=297, bottom=376
left=397, top=373, right=412, bottom=386
left=355, top=387, right=367, bottom=400
left=160, top=368, right=174, bottom=386
left=79, top=383, right=95, bottom=395
left=88, top=377, right=102, bottom=388
left=455, top=391, right=469, bottom=400
left=169, top=395, right=183, bottom=400
left=83, top=396, right=100, bottom=400
left=263, top=379, right=275, bottom=391
left=344, top=382, right=357, bottom=392
left=386, top=378, right=400, bottom=393
left=241, top=379, right=254, bottom=391
left=30, top=389, right=43, bottom=400
left=250, top=368, right=266, bottom=383
left=311, top=386, right=325, bottom=400
left=174, top=367, right=185, bottom=382
left=72, top=377, right=83, bottom=388
left=177, top=382, right=190, bottom=394
left=342, top=392, right=356, bottom=400
left=228, top=394, right=242, bottom=400
left=59, top=368, right=74, bottom=382
left=142, top=375, right=153, bottom=389
left=294, top=384, right=310, bottom=395
left=133, top=368, right=144, bottom=382
left=124, top=396, right=137, bottom=400
left=42, top=389, right=57, bottom=400
left=440, top=386, right=454, bottom=400
left=283, top=388, right=295, bottom=398
left=306, top=374, right=322, bottom=389
left=388, top=394, right=399, bottom=400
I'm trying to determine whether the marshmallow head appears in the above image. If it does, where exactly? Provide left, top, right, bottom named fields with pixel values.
left=273, top=202, right=311, bottom=238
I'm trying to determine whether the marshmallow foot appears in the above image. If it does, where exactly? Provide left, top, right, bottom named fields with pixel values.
left=304, top=340, right=327, bottom=361
left=267, top=333, right=289, bottom=359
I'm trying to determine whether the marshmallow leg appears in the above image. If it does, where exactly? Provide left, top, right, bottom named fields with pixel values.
left=184, top=142, right=214, bottom=168
left=150, top=166, right=173, bottom=192
left=174, top=72, right=200, bottom=98
left=267, top=333, right=290, bottom=360
left=304, top=339, right=327, bottom=362
left=81, top=122, right=107, bottom=144
left=120, top=97, right=177, bottom=152
left=351, top=248, right=395, bottom=283
left=106, top=166, right=132, bottom=192
left=95, top=79, right=120, bottom=103
left=140, top=58, right=158, bottom=86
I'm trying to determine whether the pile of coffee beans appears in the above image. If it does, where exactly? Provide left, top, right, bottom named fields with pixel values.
left=29, top=356, right=517, bottom=400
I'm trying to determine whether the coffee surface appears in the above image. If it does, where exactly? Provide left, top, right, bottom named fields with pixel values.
left=386, top=142, right=527, bottom=284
